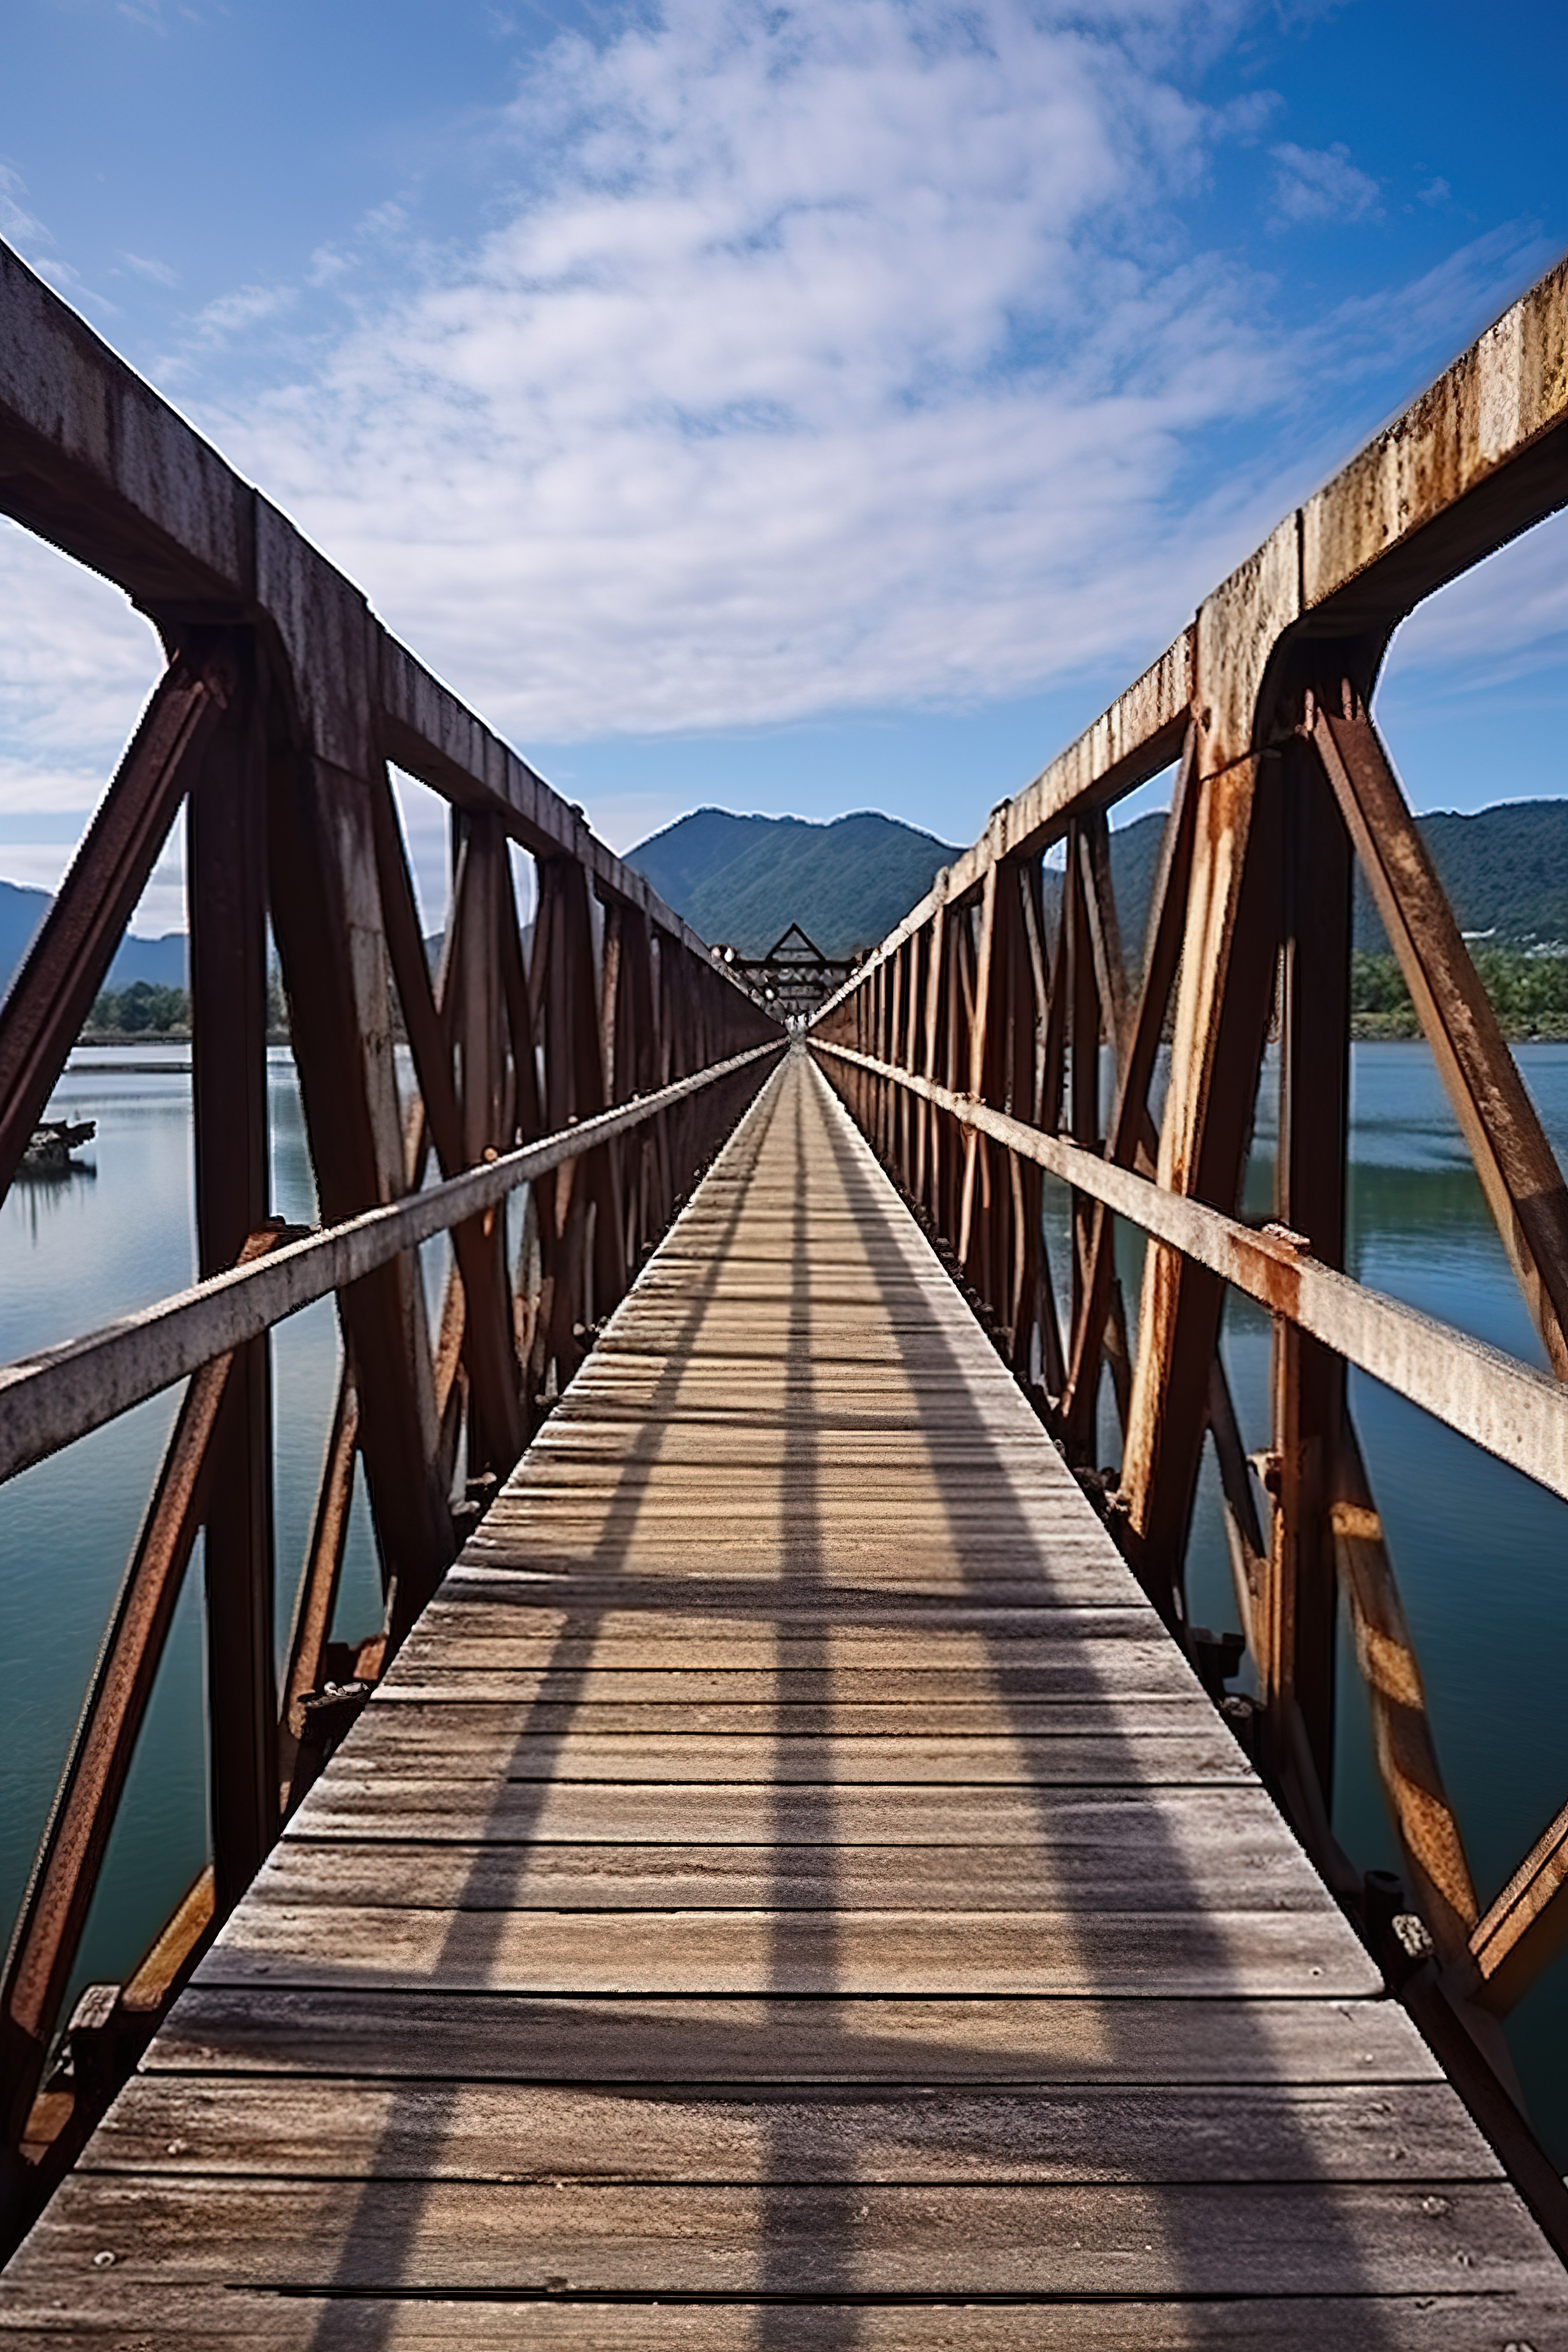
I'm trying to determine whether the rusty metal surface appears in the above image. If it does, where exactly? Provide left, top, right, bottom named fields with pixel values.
left=805, top=257, right=1568, bottom=2235
left=1314, top=701, right=1568, bottom=1381
left=1331, top=1426, right=1477, bottom=1968
left=8, top=1051, right=1566, bottom=2334
left=819, top=261, right=1568, bottom=1024
left=6, top=224, right=1568, bottom=2270
left=0, top=229, right=791, bottom=2243
left=0, top=1353, right=234, bottom=2150
left=1468, top=1800, right=1568, bottom=2016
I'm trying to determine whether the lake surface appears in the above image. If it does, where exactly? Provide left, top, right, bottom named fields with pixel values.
left=5, top=1043, right=1568, bottom=2157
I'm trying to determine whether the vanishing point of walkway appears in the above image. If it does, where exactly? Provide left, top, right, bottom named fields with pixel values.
left=3, top=1050, right=1562, bottom=2343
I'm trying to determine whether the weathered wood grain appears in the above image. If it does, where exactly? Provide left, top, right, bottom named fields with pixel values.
left=287, top=1779, right=1279, bottom=1844
left=250, top=1788, right=1330, bottom=1909
left=201, top=1904, right=1376, bottom=1997
left=141, top=1988, right=1444, bottom=2086
left=5, top=2295, right=1561, bottom=2349
left=10, top=2176, right=1551, bottom=2299
left=333, top=1722, right=1252, bottom=1783
left=87, top=2076, right=1497, bottom=2184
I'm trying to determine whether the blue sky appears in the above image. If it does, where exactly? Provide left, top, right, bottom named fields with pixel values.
left=1, top=0, right=1566, bottom=928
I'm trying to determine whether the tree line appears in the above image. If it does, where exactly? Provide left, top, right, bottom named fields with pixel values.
left=78, top=954, right=1568, bottom=1046
left=85, top=975, right=290, bottom=1040
left=1352, top=948, right=1568, bottom=1041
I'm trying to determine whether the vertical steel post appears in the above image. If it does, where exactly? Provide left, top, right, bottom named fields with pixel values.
left=1268, top=735, right=1352, bottom=1799
left=187, top=637, right=277, bottom=1902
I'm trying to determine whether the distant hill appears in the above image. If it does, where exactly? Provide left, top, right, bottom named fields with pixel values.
left=626, top=808, right=962, bottom=959
left=1, top=878, right=187, bottom=998
left=622, top=798, right=1568, bottom=970
left=1057, top=800, right=1568, bottom=968
left=1359, top=801, right=1568, bottom=950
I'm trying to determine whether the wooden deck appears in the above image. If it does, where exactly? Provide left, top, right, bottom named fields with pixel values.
left=4, top=1048, right=1564, bottom=2343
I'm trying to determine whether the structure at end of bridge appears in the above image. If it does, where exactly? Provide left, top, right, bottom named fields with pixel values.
left=708, top=923, right=860, bottom=1022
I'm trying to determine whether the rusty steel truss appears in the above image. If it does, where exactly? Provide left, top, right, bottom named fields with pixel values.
left=0, top=237, right=782, bottom=2241
left=813, top=256, right=1568, bottom=2220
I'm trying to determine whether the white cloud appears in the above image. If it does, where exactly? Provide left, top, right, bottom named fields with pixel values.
left=0, top=164, right=49, bottom=256
left=199, top=0, right=1292, bottom=746
left=119, top=250, right=179, bottom=287
left=1, top=0, right=1556, bottom=913
left=1383, top=507, right=1568, bottom=693
left=1269, top=139, right=1379, bottom=227
left=176, top=0, right=1528, bottom=764
left=0, top=522, right=165, bottom=886
left=116, top=0, right=203, bottom=32
left=187, top=282, right=296, bottom=348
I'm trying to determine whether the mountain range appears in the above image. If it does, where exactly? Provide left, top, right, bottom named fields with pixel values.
left=630, top=799, right=1568, bottom=967
left=7, top=797, right=1568, bottom=1008
left=1031, top=801, right=1568, bottom=966
left=0, top=878, right=187, bottom=998
left=626, top=808, right=962, bottom=960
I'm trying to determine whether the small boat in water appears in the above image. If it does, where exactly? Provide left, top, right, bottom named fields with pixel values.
left=21, top=1119, right=96, bottom=1173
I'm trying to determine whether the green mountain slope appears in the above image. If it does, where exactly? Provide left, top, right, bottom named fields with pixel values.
left=1354, top=801, right=1568, bottom=950
left=1068, top=801, right=1568, bottom=969
left=628, top=799, right=1568, bottom=976
left=627, top=808, right=962, bottom=959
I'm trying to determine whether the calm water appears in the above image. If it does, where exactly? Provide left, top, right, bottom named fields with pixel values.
left=5, top=1044, right=1568, bottom=2154
left=0, top=1050, right=388, bottom=2026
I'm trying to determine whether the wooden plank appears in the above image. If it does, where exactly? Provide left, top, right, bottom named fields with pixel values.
left=144, top=1986, right=1444, bottom=2085
left=335, top=1698, right=1222, bottom=1738
left=85, top=2076, right=1497, bottom=2185
left=9, top=2177, right=1550, bottom=2300
left=293, top=1730, right=1254, bottom=1787
left=197, top=1904, right=1380, bottom=1995
left=243, top=1820, right=1336, bottom=1914
left=370, top=1654, right=1216, bottom=1696
left=5, top=2293, right=1560, bottom=2349
left=285, top=1777, right=1330, bottom=1844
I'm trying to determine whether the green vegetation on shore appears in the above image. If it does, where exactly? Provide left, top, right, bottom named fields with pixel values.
left=85, top=981, right=191, bottom=1038
left=74, top=956, right=1568, bottom=1047
left=83, top=976, right=290, bottom=1044
left=1351, top=949, right=1568, bottom=1041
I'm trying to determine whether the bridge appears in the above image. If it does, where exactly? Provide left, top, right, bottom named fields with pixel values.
left=2, top=235, right=1568, bottom=2338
